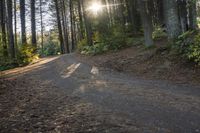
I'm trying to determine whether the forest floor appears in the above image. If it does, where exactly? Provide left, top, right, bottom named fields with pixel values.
left=77, top=39, right=200, bottom=85
left=0, top=46, right=200, bottom=132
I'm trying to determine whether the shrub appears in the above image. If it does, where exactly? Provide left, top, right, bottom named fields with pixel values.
left=126, top=37, right=144, bottom=46
left=77, top=38, right=88, bottom=52
left=17, top=45, right=38, bottom=65
left=38, top=41, right=60, bottom=56
left=153, top=26, right=167, bottom=40
left=108, top=25, right=127, bottom=50
left=81, top=43, right=109, bottom=55
left=175, top=31, right=200, bottom=65
left=187, top=35, right=200, bottom=64
left=0, top=45, right=38, bottom=71
left=79, top=25, right=137, bottom=55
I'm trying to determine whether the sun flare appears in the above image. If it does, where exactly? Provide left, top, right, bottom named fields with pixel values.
left=88, top=2, right=103, bottom=15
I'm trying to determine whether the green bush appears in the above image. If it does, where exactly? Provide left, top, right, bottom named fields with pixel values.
left=0, top=45, right=38, bottom=71
left=38, top=41, right=60, bottom=56
left=107, top=25, right=127, bottom=50
left=153, top=26, right=167, bottom=40
left=17, top=45, right=38, bottom=65
left=81, top=43, right=109, bottom=55
left=175, top=31, right=200, bottom=65
left=77, top=38, right=88, bottom=52
left=78, top=25, right=137, bottom=55
left=126, top=37, right=144, bottom=46
left=0, top=57, right=18, bottom=71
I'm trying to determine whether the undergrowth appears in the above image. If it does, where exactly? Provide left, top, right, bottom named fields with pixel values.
left=175, top=30, right=200, bottom=65
left=0, top=45, right=38, bottom=71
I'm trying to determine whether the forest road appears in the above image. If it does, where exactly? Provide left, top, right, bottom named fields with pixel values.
left=1, top=54, right=200, bottom=133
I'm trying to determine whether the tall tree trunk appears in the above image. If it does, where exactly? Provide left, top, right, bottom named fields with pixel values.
left=137, top=0, right=154, bottom=46
left=0, top=0, right=3, bottom=43
left=31, top=0, right=37, bottom=47
left=14, top=0, right=18, bottom=50
left=54, top=0, right=65, bottom=54
left=77, top=0, right=84, bottom=40
left=73, top=14, right=77, bottom=46
left=188, top=1, right=197, bottom=30
left=40, top=0, right=44, bottom=53
left=20, top=0, right=27, bottom=45
left=7, top=0, right=15, bottom=58
left=0, top=0, right=8, bottom=57
left=178, top=0, right=188, bottom=33
left=69, top=0, right=75, bottom=51
left=163, top=0, right=181, bottom=39
left=157, top=0, right=164, bottom=25
left=61, top=0, right=70, bottom=53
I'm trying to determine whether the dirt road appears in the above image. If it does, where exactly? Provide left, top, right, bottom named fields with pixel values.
left=1, top=54, right=200, bottom=133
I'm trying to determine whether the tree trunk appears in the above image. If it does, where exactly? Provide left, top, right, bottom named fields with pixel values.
left=31, top=0, right=37, bottom=47
left=61, top=0, right=70, bottom=53
left=188, top=1, right=197, bottom=30
left=178, top=0, right=188, bottom=33
left=7, top=0, right=15, bottom=58
left=137, top=0, right=154, bottom=46
left=14, top=0, right=18, bottom=50
left=157, top=0, right=164, bottom=26
left=40, top=0, right=44, bottom=53
left=77, top=0, right=84, bottom=40
left=0, top=0, right=8, bottom=56
left=70, top=0, right=75, bottom=51
left=54, top=0, right=65, bottom=54
left=20, top=0, right=27, bottom=45
left=163, top=0, right=181, bottom=39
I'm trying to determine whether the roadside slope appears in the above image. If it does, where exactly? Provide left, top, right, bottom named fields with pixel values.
left=76, top=44, right=200, bottom=85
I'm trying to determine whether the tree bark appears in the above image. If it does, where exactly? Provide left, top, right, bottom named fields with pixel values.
left=14, top=0, right=18, bottom=50
left=137, top=0, right=154, bottom=46
left=40, top=0, right=44, bottom=53
left=0, top=0, right=8, bottom=56
left=77, top=0, right=84, bottom=40
left=31, top=0, right=37, bottom=47
left=61, top=0, right=70, bottom=53
left=178, top=0, right=188, bottom=33
left=163, top=0, right=181, bottom=39
left=20, top=0, right=27, bottom=45
left=54, top=0, right=65, bottom=54
left=7, top=0, right=15, bottom=58
left=188, top=1, right=197, bottom=30
left=70, top=0, right=75, bottom=51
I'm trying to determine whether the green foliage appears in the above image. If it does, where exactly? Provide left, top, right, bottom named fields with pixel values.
left=78, top=25, right=130, bottom=55
left=187, top=34, right=200, bottom=65
left=17, top=45, right=38, bottom=65
left=126, top=37, right=144, bottom=46
left=81, top=43, right=109, bottom=55
left=77, top=23, right=148, bottom=56
left=0, top=45, right=38, bottom=71
left=175, top=31, right=200, bottom=65
left=153, top=26, right=167, bottom=40
left=77, top=38, right=88, bottom=52
left=38, top=41, right=60, bottom=56
left=105, top=26, right=127, bottom=51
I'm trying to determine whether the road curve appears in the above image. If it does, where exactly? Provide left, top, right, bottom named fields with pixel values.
left=2, top=54, right=200, bottom=133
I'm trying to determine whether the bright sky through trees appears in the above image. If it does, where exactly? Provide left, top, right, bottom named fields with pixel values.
left=87, top=1, right=103, bottom=15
